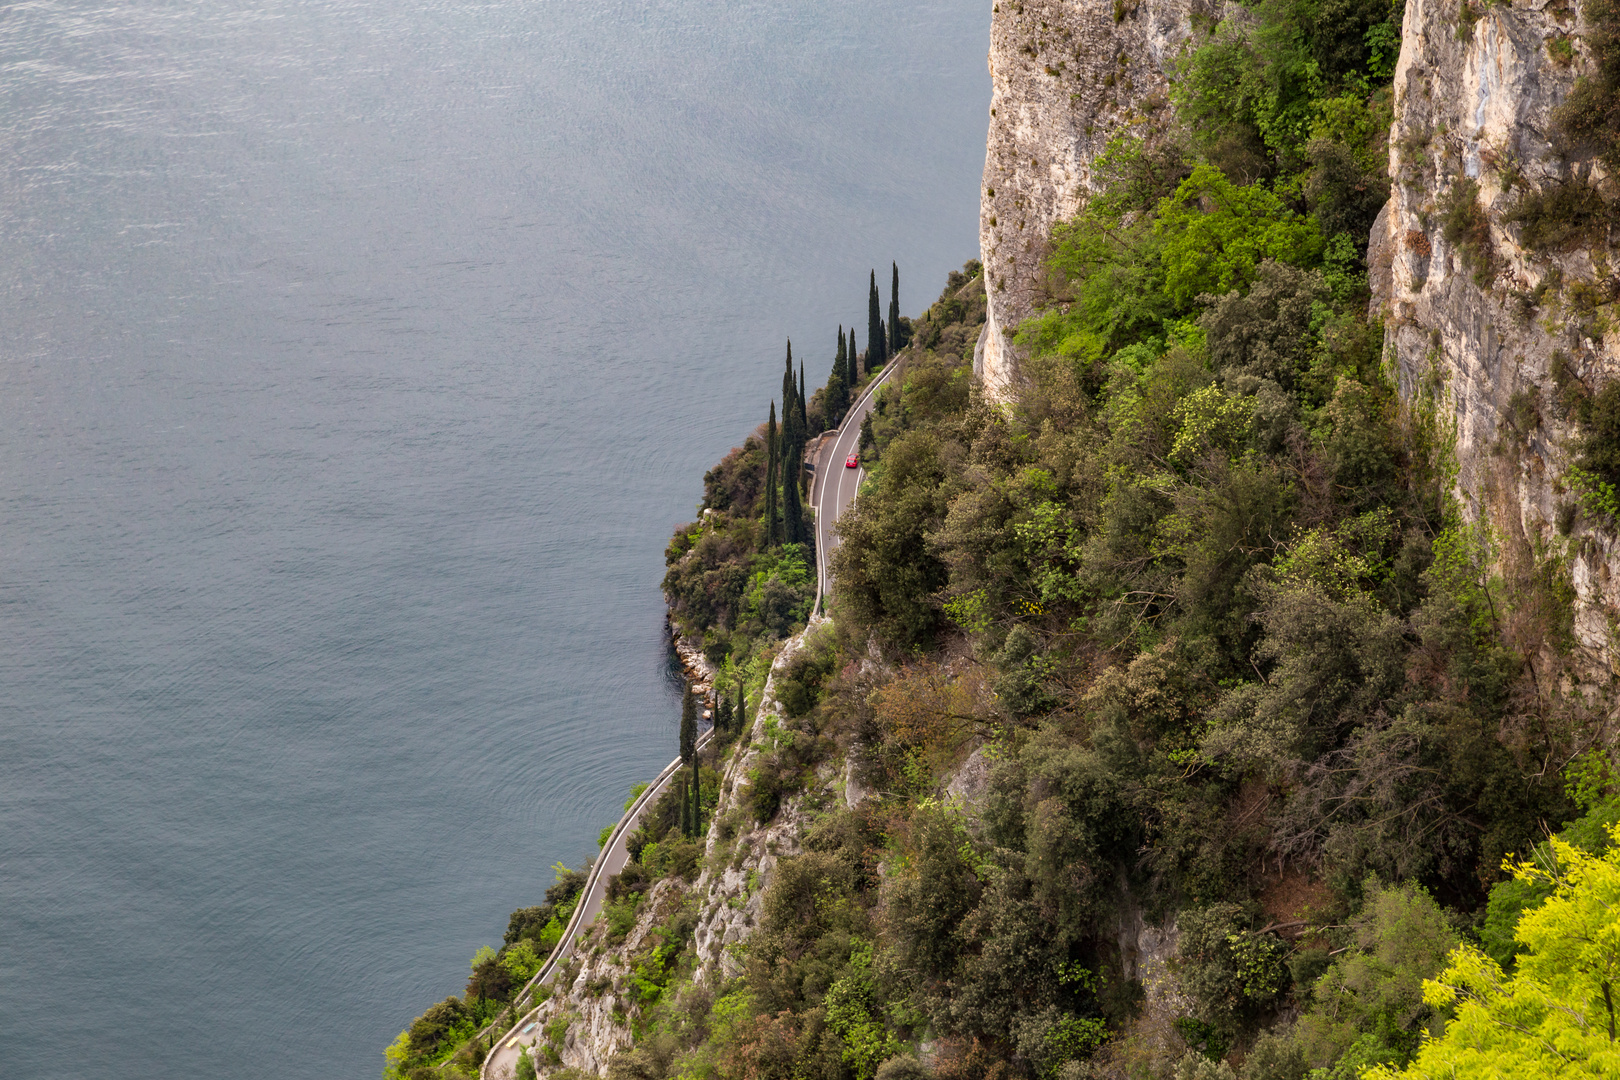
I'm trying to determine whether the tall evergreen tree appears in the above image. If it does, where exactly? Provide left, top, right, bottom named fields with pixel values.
left=847, top=327, right=859, bottom=390
left=867, top=271, right=886, bottom=374
left=782, top=344, right=799, bottom=455
left=782, top=440, right=803, bottom=544
left=716, top=693, right=733, bottom=736
left=889, top=262, right=901, bottom=355
left=763, top=400, right=779, bottom=545
left=797, top=363, right=806, bottom=435
left=828, top=331, right=849, bottom=424
left=689, top=762, right=702, bottom=836
left=735, top=676, right=746, bottom=734
left=678, top=773, right=691, bottom=836
left=680, top=681, right=697, bottom=766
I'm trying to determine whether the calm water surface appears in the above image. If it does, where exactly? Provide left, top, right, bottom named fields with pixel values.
left=0, top=2, right=988, bottom=1076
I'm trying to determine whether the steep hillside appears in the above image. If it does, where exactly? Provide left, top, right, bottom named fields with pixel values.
left=977, top=0, right=1195, bottom=397
left=1376, top=0, right=1620, bottom=676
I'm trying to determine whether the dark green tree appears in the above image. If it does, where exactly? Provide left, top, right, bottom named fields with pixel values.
left=763, top=401, right=780, bottom=546
left=689, top=762, right=702, bottom=837
left=847, top=327, right=860, bottom=390
left=679, top=681, right=697, bottom=766
left=782, top=440, right=804, bottom=544
left=782, top=345, right=800, bottom=456
left=736, top=676, right=747, bottom=733
left=868, top=270, right=887, bottom=373
left=678, top=772, right=691, bottom=837
left=889, top=262, right=901, bottom=355
left=827, top=330, right=850, bottom=424
left=716, top=693, right=733, bottom=735
left=797, top=362, right=807, bottom=435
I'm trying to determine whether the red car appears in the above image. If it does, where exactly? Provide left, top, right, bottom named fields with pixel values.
left=845, top=453, right=859, bottom=469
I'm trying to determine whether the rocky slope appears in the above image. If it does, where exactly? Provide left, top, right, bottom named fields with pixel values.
left=515, top=623, right=835, bottom=1078
left=980, top=0, right=1620, bottom=673
left=976, top=0, right=1196, bottom=398
left=1373, top=0, right=1619, bottom=676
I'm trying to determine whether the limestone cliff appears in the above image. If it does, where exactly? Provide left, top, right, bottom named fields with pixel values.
left=1374, top=0, right=1619, bottom=675
left=976, top=0, right=1196, bottom=397
left=978, top=0, right=1620, bottom=674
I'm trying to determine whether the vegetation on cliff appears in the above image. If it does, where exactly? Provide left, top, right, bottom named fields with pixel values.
left=578, top=2, right=1620, bottom=1079
left=387, top=1, right=1620, bottom=1076
left=663, top=271, right=909, bottom=675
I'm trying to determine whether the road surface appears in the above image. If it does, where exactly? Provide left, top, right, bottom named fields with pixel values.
left=811, top=360, right=899, bottom=615
left=478, top=729, right=712, bottom=1079
left=478, top=360, right=897, bottom=1077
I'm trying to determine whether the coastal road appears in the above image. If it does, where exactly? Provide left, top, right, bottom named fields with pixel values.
left=811, top=360, right=899, bottom=614
left=479, top=729, right=712, bottom=1080
left=478, top=360, right=896, bottom=1078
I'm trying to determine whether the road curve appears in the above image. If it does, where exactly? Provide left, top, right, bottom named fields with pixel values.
left=479, top=728, right=713, bottom=1079
left=811, top=360, right=899, bottom=615
left=477, top=361, right=897, bottom=1077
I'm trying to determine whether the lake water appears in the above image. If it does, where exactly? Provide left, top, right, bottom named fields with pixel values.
left=0, top=2, right=988, bottom=1076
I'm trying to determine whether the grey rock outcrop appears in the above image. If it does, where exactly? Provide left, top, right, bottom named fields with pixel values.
left=978, top=0, right=1196, bottom=398
left=1379, top=0, right=1619, bottom=675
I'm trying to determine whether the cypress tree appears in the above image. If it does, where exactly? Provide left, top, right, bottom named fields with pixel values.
left=797, top=363, right=806, bottom=436
left=828, top=332, right=849, bottom=424
left=889, top=262, right=900, bottom=355
left=782, top=441, right=803, bottom=544
left=680, top=681, right=697, bottom=766
left=736, top=676, right=746, bottom=734
left=867, top=271, right=886, bottom=373
left=716, top=694, right=733, bottom=736
left=782, top=345, right=799, bottom=457
left=847, top=327, right=859, bottom=390
left=689, top=763, right=702, bottom=836
left=763, top=401, right=779, bottom=546
left=678, top=773, right=691, bottom=837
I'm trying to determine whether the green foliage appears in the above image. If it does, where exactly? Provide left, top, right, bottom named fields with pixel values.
left=824, top=943, right=903, bottom=1080
left=1552, top=0, right=1620, bottom=172
left=1175, top=904, right=1290, bottom=1037
left=1482, top=794, right=1620, bottom=970
left=502, top=939, right=544, bottom=983
left=1439, top=178, right=1494, bottom=284
left=1155, top=166, right=1324, bottom=305
left=405, top=996, right=475, bottom=1063
left=1291, top=881, right=1458, bottom=1069
left=1570, top=383, right=1620, bottom=524
left=1367, top=826, right=1620, bottom=1078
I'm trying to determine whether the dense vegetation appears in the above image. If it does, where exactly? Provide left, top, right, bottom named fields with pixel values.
left=580, top=2, right=1620, bottom=1079
left=663, top=271, right=909, bottom=677
left=383, top=277, right=911, bottom=1079
left=388, top=1, right=1620, bottom=1077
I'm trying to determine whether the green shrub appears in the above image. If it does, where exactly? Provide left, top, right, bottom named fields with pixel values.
left=1154, top=165, right=1324, bottom=304
left=1503, top=179, right=1612, bottom=251
left=406, top=996, right=475, bottom=1061
left=1175, top=904, right=1290, bottom=1038
left=1292, top=882, right=1457, bottom=1068
left=1552, top=0, right=1620, bottom=170
left=1440, top=179, right=1494, bottom=284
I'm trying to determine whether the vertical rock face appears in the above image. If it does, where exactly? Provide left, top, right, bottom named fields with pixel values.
left=977, top=0, right=1194, bottom=398
left=978, top=0, right=1620, bottom=671
left=1378, top=0, right=1619, bottom=673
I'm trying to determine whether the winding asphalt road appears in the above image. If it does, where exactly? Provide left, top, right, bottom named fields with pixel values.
left=478, top=359, right=896, bottom=1079
left=478, top=729, right=711, bottom=1079
left=811, top=360, right=898, bottom=615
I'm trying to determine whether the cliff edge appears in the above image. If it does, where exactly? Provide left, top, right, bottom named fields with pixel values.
left=977, top=0, right=1196, bottom=398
